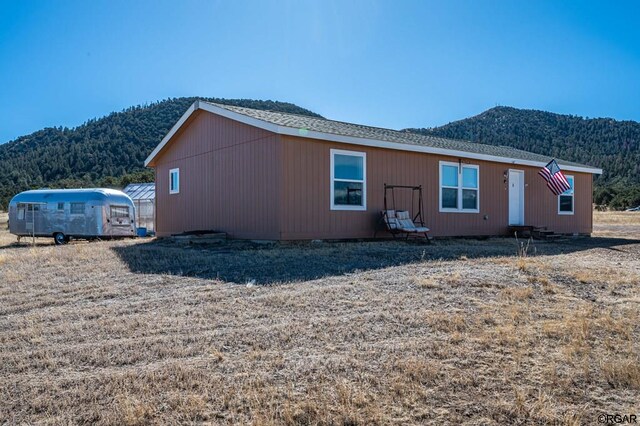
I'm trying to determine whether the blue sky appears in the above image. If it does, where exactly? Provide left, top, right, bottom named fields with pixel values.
left=1, top=0, right=639, bottom=143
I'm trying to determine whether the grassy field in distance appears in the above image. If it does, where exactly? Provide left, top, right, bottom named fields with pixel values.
left=0, top=211, right=638, bottom=424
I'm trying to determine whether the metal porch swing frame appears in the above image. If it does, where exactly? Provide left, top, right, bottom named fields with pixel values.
left=374, top=183, right=430, bottom=241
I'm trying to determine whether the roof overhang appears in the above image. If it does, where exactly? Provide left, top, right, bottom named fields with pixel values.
left=145, top=101, right=603, bottom=175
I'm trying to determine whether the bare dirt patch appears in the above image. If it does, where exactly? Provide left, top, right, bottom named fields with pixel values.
left=0, top=212, right=638, bottom=424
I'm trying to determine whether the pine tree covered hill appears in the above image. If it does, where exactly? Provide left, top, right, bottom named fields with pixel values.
left=0, top=97, right=322, bottom=209
left=408, top=106, right=640, bottom=210
left=2, top=101, right=639, bottom=210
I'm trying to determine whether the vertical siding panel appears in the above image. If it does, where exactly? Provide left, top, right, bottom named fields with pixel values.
left=283, top=139, right=290, bottom=237
left=277, top=135, right=593, bottom=239
left=296, top=141, right=304, bottom=234
left=254, top=141, right=260, bottom=233
left=309, top=142, right=317, bottom=233
left=288, top=141, right=296, bottom=234
left=284, top=140, right=290, bottom=236
left=293, top=139, right=299, bottom=234
left=283, top=139, right=288, bottom=236
left=280, top=140, right=286, bottom=237
left=154, top=111, right=281, bottom=239
left=314, top=142, right=321, bottom=232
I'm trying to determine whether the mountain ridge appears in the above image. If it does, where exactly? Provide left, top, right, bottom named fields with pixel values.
left=1, top=101, right=638, bottom=210
left=407, top=106, right=640, bottom=209
left=0, top=97, right=322, bottom=209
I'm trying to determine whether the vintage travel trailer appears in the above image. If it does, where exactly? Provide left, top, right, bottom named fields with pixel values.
left=8, top=188, right=137, bottom=244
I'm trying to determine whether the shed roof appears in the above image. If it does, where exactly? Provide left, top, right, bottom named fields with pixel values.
left=145, top=100, right=603, bottom=174
left=123, top=183, right=155, bottom=201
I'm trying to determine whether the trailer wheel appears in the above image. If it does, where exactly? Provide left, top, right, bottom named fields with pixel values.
left=53, top=233, right=68, bottom=245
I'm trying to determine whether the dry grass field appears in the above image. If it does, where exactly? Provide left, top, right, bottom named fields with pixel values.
left=0, top=211, right=639, bottom=425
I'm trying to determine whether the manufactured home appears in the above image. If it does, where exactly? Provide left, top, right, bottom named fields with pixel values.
left=9, top=189, right=137, bottom=244
left=145, top=101, right=602, bottom=240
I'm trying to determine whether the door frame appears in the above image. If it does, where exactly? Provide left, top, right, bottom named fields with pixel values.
left=508, top=169, right=525, bottom=226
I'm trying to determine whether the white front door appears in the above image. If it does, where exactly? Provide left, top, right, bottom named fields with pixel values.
left=508, top=170, right=525, bottom=225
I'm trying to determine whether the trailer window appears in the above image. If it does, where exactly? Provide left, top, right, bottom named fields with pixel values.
left=110, top=206, right=131, bottom=226
left=17, top=205, right=25, bottom=220
left=57, top=202, right=64, bottom=211
left=110, top=206, right=130, bottom=218
left=70, top=203, right=85, bottom=215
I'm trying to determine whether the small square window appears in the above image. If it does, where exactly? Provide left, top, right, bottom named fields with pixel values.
left=462, top=168, right=478, bottom=188
left=441, top=188, right=458, bottom=209
left=57, top=202, right=64, bottom=211
left=442, top=165, right=458, bottom=187
left=462, top=189, right=478, bottom=210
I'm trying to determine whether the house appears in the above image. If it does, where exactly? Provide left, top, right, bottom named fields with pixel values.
left=144, top=100, right=602, bottom=239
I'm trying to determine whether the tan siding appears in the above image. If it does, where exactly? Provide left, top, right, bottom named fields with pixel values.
left=154, top=111, right=281, bottom=239
left=522, top=168, right=592, bottom=234
left=279, top=135, right=593, bottom=239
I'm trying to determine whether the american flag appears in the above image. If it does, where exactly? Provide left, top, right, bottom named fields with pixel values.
left=538, top=159, right=571, bottom=195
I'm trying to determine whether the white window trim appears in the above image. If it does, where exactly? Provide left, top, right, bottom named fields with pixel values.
left=558, top=175, right=574, bottom=215
left=330, top=149, right=366, bottom=211
left=439, top=161, right=480, bottom=213
left=169, top=168, right=180, bottom=195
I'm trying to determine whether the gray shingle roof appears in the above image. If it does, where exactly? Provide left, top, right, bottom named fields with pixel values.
left=204, top=101, right=597, bottom=170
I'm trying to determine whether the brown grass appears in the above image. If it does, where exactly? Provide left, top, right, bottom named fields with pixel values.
left=0, top=211, right=638, bottom=424
left=593, top=210, right=640, bottom=238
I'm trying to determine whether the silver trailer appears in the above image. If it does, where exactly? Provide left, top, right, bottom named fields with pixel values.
left=8, top=188, right=137, bottom=245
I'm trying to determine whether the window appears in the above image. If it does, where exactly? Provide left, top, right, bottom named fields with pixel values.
left=170, top=168, right=180, bottom=194
left=558, top=175, right=574, bottom=215
left=70, top=202, right=85, bottom=215
left=110, top=205, right=131, bottom=225
left=110, top=206, right=129, bottom=218
left=439, top=161, right=479, bottom=212
left=57, top=202, right=64, bottom=211
left=17, top=204, right=25, bottom=220
left=330, top=149, right=366, bottom=211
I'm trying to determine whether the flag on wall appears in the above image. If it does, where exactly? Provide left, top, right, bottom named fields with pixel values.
left=538, top=159, right=571, bottom=195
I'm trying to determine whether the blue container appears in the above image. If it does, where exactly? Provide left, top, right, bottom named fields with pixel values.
left=136, top=227, right=147, bottom=237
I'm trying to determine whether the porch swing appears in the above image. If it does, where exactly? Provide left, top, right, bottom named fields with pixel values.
left=374, top=184, right=431, bottom=241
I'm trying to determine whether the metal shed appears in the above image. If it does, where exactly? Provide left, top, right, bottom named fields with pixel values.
left=123, top=183, right=155, bottom=233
